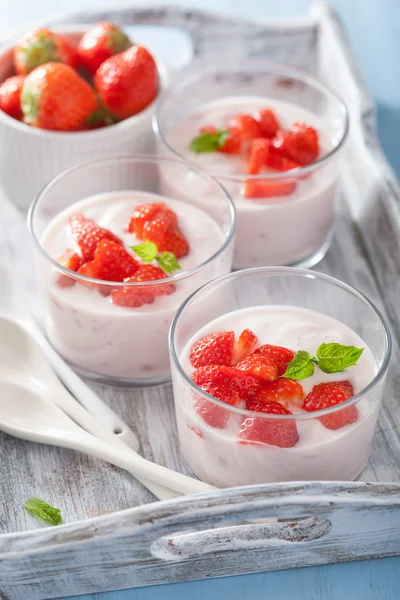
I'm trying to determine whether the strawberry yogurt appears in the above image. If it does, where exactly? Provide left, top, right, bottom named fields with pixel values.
left=38, top=191, right=228, bottom=383
left=173, top=305, right=379, bottom=487
left=156, top=96, right=343, bottom=269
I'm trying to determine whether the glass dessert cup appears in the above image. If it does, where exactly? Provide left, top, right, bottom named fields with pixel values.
left=169, top=267, right=391, bottom=487
left=153, top=59, right=349, bottom=270
left=28, top=155, right=235, bottom=387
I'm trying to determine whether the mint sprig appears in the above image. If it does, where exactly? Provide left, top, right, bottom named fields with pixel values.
left=24, top=497, right=62, bottom=526
left=189, top=129, right=230, bottom=153
left=131, top=241, right=181, bottom=274
left=282, top=343, right=364, bottom=381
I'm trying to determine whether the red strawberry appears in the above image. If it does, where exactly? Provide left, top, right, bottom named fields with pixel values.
left=0, top=75, right=25, bottom=120
left=271, top=123, right=319, bottom=166
left=219, top=129, right=242, bottom=154
left=127, top=203, right=165, bottom=237
left=190, top=331, right=235, bottom=368
left=14, top=28, right=78, bottom=75
left=142, top=207, right=177, bottom=248
left=95, top=45, right=158, bottom=120
left=111, top=264, right=174, bottom=308
left=266, top=151, right=300, bottom=172
left=244, top=179, right=297, bottom=199
left=253, top=344, right=295, bottom=377
left=56, top=249, right=83, bottom=288
left=77, top=260, right=111, bottom=296
left=199, top=125, right=218, bottom=134
left=90, top=239, right=139, bottom=282
left=238, top=399, right=299, bottom=447
left=248, top=138, right=270, bottom=175
left=231, top=329, right=258, bottom=364
left=302, top=381, right=357, bottom=430
left=235, top=354, right=278, bottom=382
left=159, top=226, right=190, bottom=258
left=21, top=63, right=98, bottom=131
left=78, top=22, right=132, bottom=75
left=253, top=379, right=305, bottom=409
left=229, top=114, right=263, bottom=141
left=192, top=365, right=261, bottom=401
left=194, top=385, right=240, bottom=429
left=256, top=108, right=280, bottom=138
left=69, top=214, right=122, bottom=262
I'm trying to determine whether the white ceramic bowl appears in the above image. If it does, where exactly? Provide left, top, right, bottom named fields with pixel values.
left=0, top=25, right=169, bottom=211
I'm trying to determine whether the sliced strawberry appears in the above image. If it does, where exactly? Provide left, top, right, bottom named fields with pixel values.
left=244, top=179, right=297, bottom=199
left=143, top=207, right=177, bottom=248
left=190, top=331, right=235, bottom=368
left=127, top=203, right=165, bottom=237
left=253, top=344, right=295, bottom=377
left=266, top=150, right=300, bottom=172
left=271, top=123, right=319, bottom=166
left=302, top=381, right=357, bottom=430
left=235, top=354, right=278, bottom=382
left=254, top=379, right=305, bottom=409
left=256, top=108, right=280, bottom=138
left=192, top=365, right=261, bottom=401
left=248, top=138, right=270, bottom=175
left=77, top=260, right=111, bottom=296
left=56, top=249, right=83, bottom=287
left=111, top=264, right=174, bottom=308
left=293, top=122, right=319, bottom=153
left=92, top=239, right=139, bottom=282
left=231, top=328, right=258, bottom=364
left=238, top=399, right=299, bottom=447
left=218, top=129, right=242, bottom=154
left=159, top=225, right=190, bottom=258
left=228, top=114, right=263, bottom=141
left=69, top=214, right=122, bottom=262
left=194, top=385, right=240, bottom=429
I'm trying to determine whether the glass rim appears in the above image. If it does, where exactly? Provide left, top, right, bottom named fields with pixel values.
left=153, top=60, right=350, bottom=181
left=27, top=153, right=236, bottom=288
left=169, top=266, right=392, bottom=421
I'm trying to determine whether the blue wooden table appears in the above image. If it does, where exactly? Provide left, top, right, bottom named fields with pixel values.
left=0, top=1, right=398, bottom=598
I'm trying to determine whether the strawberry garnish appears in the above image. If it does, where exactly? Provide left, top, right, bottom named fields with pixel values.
left=159, top=226, right=189, bottom=258
left=235, top=354, right=278, bottom=382
left=238, top=399, right=299, bottom=447
left=228, top=114, right=263, bottom=141
left=302, top=381, right=357, bottom=430
left=69, top=214, right=122, bottom=262
left=253, top=344, right=295, bottom=377
left=248, top=138, right=270, bottom=175
left=191, top=127, right=241, bottom=154
left=111, top=264, right=174, bottom=308
left=127, top=203, right=165, bottom=237
left=56, top=249, right=83, bottom=288
left=218, top=129, right=242, bottom=154
left=231, top=328, right=258, bottom=364
left=192, top=365, right=261, bottom=401
left=142, top=207, right=177, bottom=248
left=256, top=108, right=280, bottom=138
left=194, top=387, right=240, bottom=429
left=0, top=75, right=25, bottom=120
left=244, top=179, right=297, bottom=199
left=253, top=379, right=305, bottom=409
left=271, top=123, right=319, bottom=166
left=190, top=331, right=235, bottom=368
left=265, top=151, right=300, bottom=172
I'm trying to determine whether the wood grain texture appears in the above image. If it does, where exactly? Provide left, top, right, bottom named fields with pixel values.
left=0, top=4, right=400, bottom=600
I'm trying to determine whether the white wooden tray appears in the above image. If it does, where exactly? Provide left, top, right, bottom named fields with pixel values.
left=1, top=3, right=400, bottom=599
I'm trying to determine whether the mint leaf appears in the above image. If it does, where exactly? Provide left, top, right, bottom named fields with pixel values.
left=131, top=241, right=158, bottom=263
left=24, top=497, right=62, bottom=526
left=189, top=129, right=230, bottom=153
left=156, top=251, right=182, bottom=274
left=282, top=350, right=315, bottom=380
left=315, top=343, right=364, bottom=374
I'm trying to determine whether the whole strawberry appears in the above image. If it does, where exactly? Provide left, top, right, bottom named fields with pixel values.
left=21, top=63, right=98, bottom=131
left=0, top=75, right=25, bottom=120
left=14, top=28, right=78, bottom=75
left=95, top=45, right=158, bottom=120
left=78, top=22, right=132, bottom=75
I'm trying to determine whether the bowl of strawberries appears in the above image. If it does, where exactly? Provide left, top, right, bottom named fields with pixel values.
left=0, top=22, right=168, bottom=210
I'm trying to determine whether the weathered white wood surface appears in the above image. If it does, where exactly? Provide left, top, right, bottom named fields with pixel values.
left=0, top=4, right=400, bottom=599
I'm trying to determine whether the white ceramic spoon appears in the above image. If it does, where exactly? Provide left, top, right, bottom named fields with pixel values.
left=0, top=315, right=180, bottom=501
left=0, top=260, right=139, bottom=452
left=0, top=381, right=216, bottom=496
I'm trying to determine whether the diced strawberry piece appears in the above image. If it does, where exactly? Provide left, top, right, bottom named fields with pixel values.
left=200, top=125, right=218, bottom=135
left=248, top=138, right=270, bottom=175
left=244, top=179, right=297, bottom=199
left=253, top=344, right=295, bottom=377
left=159, top=225, right=190, bottom=258
left=238, top=399, right=299, bottom=447
left=254, top=379, right=305, bottom=409
left=190, top=331, right=235, bottom=368
left=111, top=264, right=174, bottom=308
left=194, top=385, right=240, bottom=429
left=231, top=329, right=258, bottom=364
left=293, top=122, right=319, bottom=152
left=266, top=150, right=300, bottom=172
left=302, top=381, right=357, bottom=430
left=69, top=214, right=122, bottom=262
left=192, top=365, right=261, bottom=401
left=77, top=260, right=111, bottom=296
left=56, top=249, right=83, bottom=287
left=256, top=108, right=280, bottom=138
left=92, top=239, right=139, bottom=282
left=143, top=207, right=177, bottom=248
left=228, top=114, right=263, bottom=141
left=218, top=129, right=242, bottom=154
left=271, top=123, right=319, bottom=166
left=235, top=354, right=278, bottom=382
left=127, top=203, right=165, bottom=237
